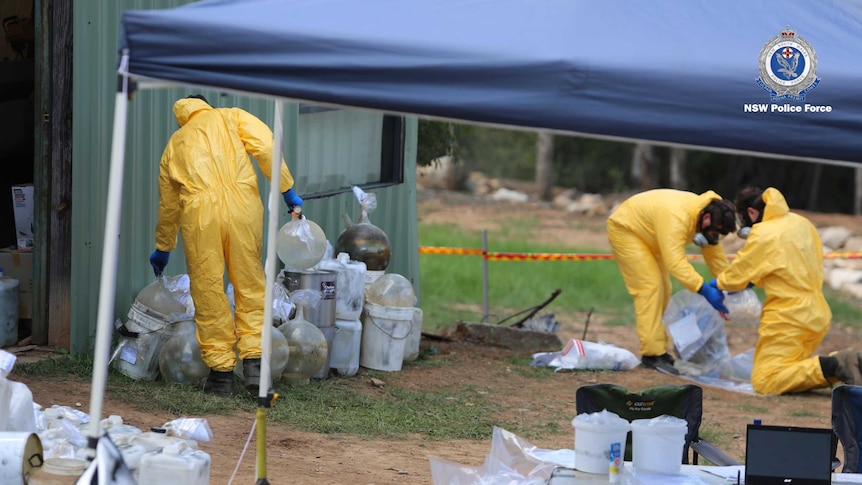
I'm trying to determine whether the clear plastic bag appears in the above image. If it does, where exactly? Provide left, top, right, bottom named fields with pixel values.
left=532, top=339, right=640, bottom=371
left=662, top=290, right=730, bottom=374
left=723, top=289, right=762, bottom=324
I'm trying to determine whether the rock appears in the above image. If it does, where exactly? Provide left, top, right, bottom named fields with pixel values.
left=828, top=268, right=862, bottom=291
left=490, top=187, right=529, bottom=203
left=819, top=226, right=854, bottom=250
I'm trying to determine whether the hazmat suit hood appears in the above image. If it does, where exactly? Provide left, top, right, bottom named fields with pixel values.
left=760, top=187, right=789, bottom=222
left=173, top=98, right=212, bottom=127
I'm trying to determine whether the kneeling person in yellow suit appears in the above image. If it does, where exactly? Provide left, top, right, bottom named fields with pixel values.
left=148, top=95, right=302, bottom=397
left=710, top=186, right=862, bottom=394
left=607, top=189, right=736, bottom=375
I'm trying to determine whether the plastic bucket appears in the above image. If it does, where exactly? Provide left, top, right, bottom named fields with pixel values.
left=0, top=432, right=41, bottom=485
left=0, top=274, right=19, bottom=347
left=360, top=302, right=413, bottom=372
left=27, top=458, right=87, bottom=485
left=402, top=307, right=423, bottom=362
left=631, top=417, right=687, bottom=475
left=571, top=412, right=630, bottom=474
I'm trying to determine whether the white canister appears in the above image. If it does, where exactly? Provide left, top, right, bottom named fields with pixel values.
left=318, top=253, right=367, bottom=321
left=330, top=318, right=361, bottom=376
left=0, top=432, right=41, bottom=485
left=138, top=445, right=211, bottom=485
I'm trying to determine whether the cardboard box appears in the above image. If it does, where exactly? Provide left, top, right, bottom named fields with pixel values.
left=11, top=184, right=33, bottom=251
left=0, top=247, right=33, bottom=319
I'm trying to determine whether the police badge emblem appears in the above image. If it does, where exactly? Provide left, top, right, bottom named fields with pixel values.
left=757, top=26, right=820, bottom=102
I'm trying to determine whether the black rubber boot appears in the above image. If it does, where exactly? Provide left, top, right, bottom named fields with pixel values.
left=243, top=358, right=262, bottom=394
left=203, top=370, right=234, bottom=397
left=640, top=353, right=680, bottom=375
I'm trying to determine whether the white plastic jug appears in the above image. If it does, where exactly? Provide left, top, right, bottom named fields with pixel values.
left=330, top=318, right=361, bottom=377
left=137, top=444, right=211, bottom=485
left=317, top=253, right=367, bottom=320
left=7, top=381, right=35, bottom=432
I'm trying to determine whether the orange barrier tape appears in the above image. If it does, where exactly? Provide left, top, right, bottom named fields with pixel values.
left=419, top=247, right=862, bottom=261
left=825, top=252, right=862, bottom=260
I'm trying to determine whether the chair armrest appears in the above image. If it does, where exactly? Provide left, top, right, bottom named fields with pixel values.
left=691, top=439, right=742, bottom=467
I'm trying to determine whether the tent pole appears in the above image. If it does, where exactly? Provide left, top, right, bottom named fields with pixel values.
left=255, top=98, right=285, bottom=485
left=86, top=52, right=132, bottom=450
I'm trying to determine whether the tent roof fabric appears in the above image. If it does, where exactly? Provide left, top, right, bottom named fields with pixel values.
left=121, top=0, right=862, bottom=164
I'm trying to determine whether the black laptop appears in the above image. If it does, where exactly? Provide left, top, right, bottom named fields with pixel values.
left=745, top=424, right=833, bottom=485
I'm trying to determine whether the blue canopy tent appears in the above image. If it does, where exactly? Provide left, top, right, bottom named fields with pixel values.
left=87, top=0, right=862, bottom=480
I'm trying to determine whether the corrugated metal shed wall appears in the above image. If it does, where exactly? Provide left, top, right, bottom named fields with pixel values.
left=71, top=1, right=419, bottom=353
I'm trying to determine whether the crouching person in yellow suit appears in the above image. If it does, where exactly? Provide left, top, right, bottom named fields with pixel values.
left=710, top=186, right=862, bottom=394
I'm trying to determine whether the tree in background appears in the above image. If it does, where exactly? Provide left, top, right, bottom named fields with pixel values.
left=535, top=132, right=554, bottom=201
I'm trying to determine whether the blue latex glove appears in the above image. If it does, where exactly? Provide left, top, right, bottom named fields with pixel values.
left=282, top=188, right=303, bottom=213
left=149, top=249, right=170, bottom=277
left=698, top=279, right=729, bottom=314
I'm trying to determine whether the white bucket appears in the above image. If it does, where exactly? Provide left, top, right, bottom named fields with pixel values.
left=330, top=318, right=361, bottom=376
left=631, top=416, right=687, bottom=475
left=402, top=307, right=423, bottom=362
left=28, top=458, right=88, bottom=485
left=0, top=432, right=41, bottom=485
left=360, top=302, right=413, bottom=372
left=571, top=411, right=630, bottom=474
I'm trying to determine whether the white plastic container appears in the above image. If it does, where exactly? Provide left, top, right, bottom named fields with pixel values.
left=0, top=376, right=12, bottom=432
left=330, top=318, right=361, bottom=376
left=27, top=458, right=87, bottom=485
left=402, top=307, right=423, bottom=362
left=359, top=302, right=413, bottom=372
left=0, top=432, right=41, bottom=485
left=138, top=445, right=211, bottom=485
left=7, top=381, right=35, bottom=432
left=0, top=270, right=19, bottom=347
left=571, top=410, right=630, bottom=474
left=129, top=428, right=198, bottom=453
left=631, top=416, right=688, bottom=475
left=317, top=253, right=367, bottom=321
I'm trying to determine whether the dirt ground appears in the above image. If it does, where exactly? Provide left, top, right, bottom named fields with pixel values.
left=15, top=187, right=862, bottom=484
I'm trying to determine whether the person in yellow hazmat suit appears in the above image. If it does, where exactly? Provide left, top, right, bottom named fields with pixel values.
left=148, top=95, right=303, bottom=397
left=607, top=189, right=736, bottom=375
left=708, top=186, right=862, bottom=394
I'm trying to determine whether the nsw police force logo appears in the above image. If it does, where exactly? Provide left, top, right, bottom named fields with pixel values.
left=757, top=26, right=819, bottom=102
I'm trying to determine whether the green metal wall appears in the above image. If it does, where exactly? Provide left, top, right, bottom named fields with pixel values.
left=71, top=1, right=419, bottom=353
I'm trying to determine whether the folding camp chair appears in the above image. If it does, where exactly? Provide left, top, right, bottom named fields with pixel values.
left=575, top=383, right=740, bottom=466
left=831, top=384, right=862, bottom=473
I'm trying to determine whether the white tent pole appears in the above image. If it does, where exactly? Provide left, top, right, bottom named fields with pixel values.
left=259, top=99, right=284, bottom=399
left=86, top=52, right=131, bottom=446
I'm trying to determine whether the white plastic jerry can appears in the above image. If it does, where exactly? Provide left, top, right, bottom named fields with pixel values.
left=137, top=444, right=211, bottom=485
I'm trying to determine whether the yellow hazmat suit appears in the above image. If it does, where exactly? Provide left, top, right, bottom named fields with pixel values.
left=154, top=98, right=295, bottom=372
left=607, top=189, right=730, bottom=357
left=716, top=187, right=831, bottom=394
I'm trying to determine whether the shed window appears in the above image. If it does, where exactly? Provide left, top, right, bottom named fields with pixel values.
left=294, top=106, right=404, bottom=197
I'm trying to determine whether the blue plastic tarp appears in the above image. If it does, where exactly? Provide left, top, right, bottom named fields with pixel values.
left=120, top=0, right=862, bottom=164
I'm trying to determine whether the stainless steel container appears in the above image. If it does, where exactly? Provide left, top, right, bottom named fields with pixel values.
left=284, top=270, right=337, bottom=329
